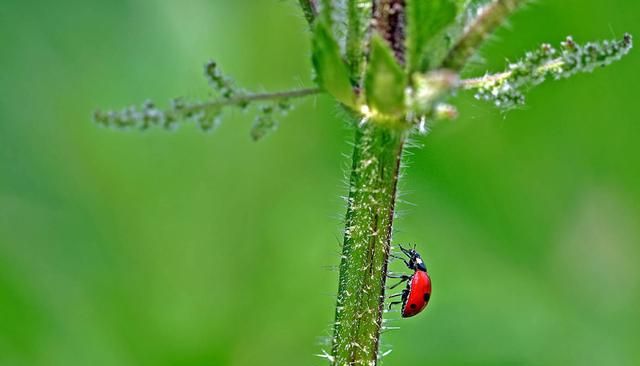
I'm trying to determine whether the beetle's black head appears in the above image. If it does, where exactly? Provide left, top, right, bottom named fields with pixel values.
left=399, top=244, right=427, bottom=272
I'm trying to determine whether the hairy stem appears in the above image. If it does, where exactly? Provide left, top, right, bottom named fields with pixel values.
left=346, top=0, right=372, bottom=85
left=182, top=87, right=322, bottom=113
left=442, top=0, right=526, bottom=70
left=329, top=4, right=408, bottom=366
left=93, top=87, right=322, bottom=130
left=331, top=122, right=407, bottom=366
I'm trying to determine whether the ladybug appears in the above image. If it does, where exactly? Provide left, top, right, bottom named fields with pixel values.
left=388, top=245, right=432, bottom=318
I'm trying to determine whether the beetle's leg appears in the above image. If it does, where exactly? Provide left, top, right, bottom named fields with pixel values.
left=389, top=253, right=411, bottom=268
left=388, top=289, right=410, bottom=310
left=387, top=275, right=411, bottom=289
left=388, top=292, right=403, bottom=299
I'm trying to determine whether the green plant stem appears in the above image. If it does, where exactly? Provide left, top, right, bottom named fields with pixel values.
left=331, top=121, right=407, bottom=366
left=346, top=0, right=371, bottom=84
left=442, top=0, right=526, bottom=70
left=182, top=87, right=322, bottom=113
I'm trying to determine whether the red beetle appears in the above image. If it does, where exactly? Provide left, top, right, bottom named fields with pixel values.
left=388, top=245, right=432, bottom=318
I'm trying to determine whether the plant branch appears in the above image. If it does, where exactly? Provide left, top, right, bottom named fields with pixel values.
left=184, top=87, right=322, bottom=112
left=94, top=87, right=322, bottom=131
left=460, top=33, right=633, bottom=108
left=461, top=58, right=563, bottom=89
left=442, top=0, right=527, bottom=71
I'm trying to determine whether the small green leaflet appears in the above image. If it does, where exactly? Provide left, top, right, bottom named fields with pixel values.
left=312, top=22, right=357, bottom=108
left=407, top=0, right=457, bottom=74
left=365, top=36, right=407, bottom=116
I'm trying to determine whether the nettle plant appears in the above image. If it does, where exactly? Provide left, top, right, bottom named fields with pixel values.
left=96, top=1, right=631, bottom=365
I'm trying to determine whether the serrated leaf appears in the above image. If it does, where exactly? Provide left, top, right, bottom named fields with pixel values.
left=312, top=22, right=357, bottom=108
left=407, top=0, right=457, bottom=73
left=364, top=36, right=407, bottom=116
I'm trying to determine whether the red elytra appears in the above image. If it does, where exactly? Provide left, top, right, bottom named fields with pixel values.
left=402, top=270, right=432, bottom=318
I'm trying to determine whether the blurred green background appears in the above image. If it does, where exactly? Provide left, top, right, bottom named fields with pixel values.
left=1, top=1, right=639, bottom=365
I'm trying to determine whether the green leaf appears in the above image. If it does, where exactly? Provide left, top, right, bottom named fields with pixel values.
left=407, top=0, right=457, bottom=74
left=365, top=36, right=407, bottom=116
left=297, top=0, right=316, bottom=26
left=320, top=0, right=334, bottom=28
left=312, top=22, right=357, bottom=108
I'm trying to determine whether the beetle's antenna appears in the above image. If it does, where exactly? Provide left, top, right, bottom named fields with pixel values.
left=399, top=244, right=411, bottom=257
